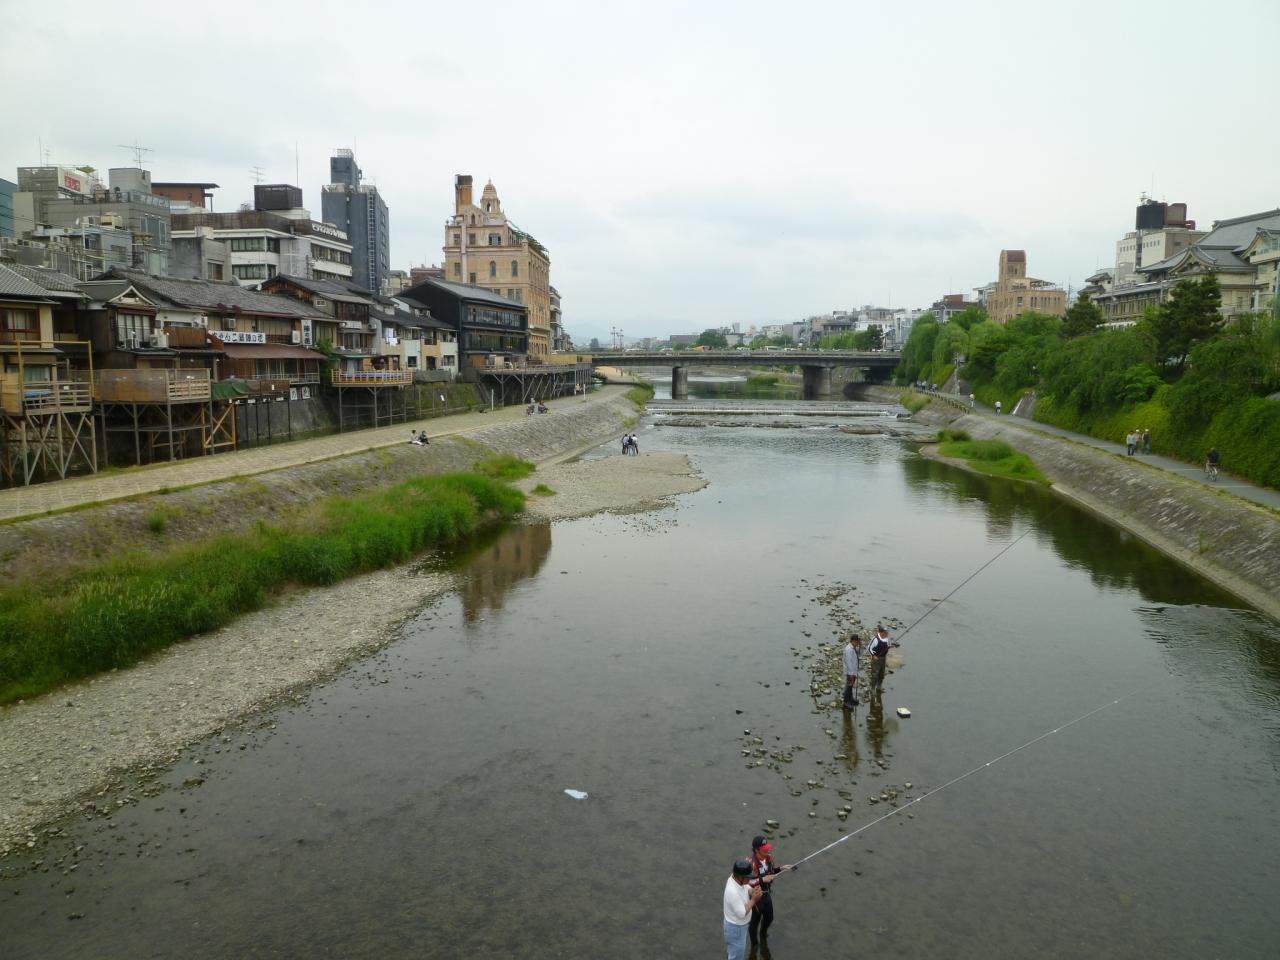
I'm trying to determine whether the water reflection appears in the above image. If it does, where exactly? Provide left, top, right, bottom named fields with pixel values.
left=446, top=523, right=552, bottom=623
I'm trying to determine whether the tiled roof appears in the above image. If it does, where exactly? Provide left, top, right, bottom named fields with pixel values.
left=102, top=268, right=327, bottom=319
left=4, top=263, right=86, bottom=297
left=0, top=263, right=57, bottom=301
left=1203, top=208, right=1280, bottom=250
left=402, top=276, right=525, bottom=310
left=272, top=274, right=376, bottom=305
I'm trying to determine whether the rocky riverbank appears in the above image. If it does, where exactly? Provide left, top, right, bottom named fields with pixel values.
left=860, top=385, right=1280, bottom=621
left=0, top=393, right=705, bottom=855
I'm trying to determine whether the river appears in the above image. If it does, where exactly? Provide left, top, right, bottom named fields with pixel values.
left=2, top=375, right=1278, bottom=959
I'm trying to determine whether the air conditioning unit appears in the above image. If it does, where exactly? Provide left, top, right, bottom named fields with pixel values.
left=100, top=213, right=124, bottom=229
left=151, top=332, right=169, bottom=349
left=367, top=319, right=379, bottom=330
left=290, top=330, right=301, bottom=344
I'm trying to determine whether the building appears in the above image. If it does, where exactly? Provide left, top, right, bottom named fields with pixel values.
left=929, top=294, right=980, bottom=323
left=1133, top=208, right=1280, bottom=319
left=171, top=191, right=354, bottom=285
left=151, top=182, right=219, bottom=212
left=398, top=276, right=528, bottom=369
left=981, top=250, right=1066, bottom=324
left=0, top=178, right=15, bottom=240
left=549, top=285, right=573, bottom=352
left=321, top=150, right=389, bottom=294
left=22, top=168, right=172, bottom=276
left=1113, top=199, right=1203, bottom=287
left=443, top=176, right=552, bottom=361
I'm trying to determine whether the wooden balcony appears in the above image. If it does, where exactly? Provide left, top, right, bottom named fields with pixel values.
left=90, top=369, right=212, bottom=404
left=161, top=326, right=211, bottom=349
left=0, top=375, right=93, bottom=416
left=0, top=329, right=41, bottom=345
left=331, top=369, right=414, bottom=386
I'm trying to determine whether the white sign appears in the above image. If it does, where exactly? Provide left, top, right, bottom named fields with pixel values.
left=211, top=330, right=267, bottom=344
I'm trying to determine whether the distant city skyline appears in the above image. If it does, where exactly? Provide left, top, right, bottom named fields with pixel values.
left=3, top=0, right=1277, bottom=342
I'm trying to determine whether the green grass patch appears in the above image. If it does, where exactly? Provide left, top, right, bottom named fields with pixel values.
left=0, top=471, right=525, bottom=704
left=531, top=483, right=556, bottom=496
left=625, top=380, right=655, bottom=411
left=937, top=439, right=1047, bottom=484
left=475, top=453, right=535, bottom=481
left=746, top=373, right=782, bottom=387
left=145, top=511, right=166, bottom=535
left=901, top=391, right=928, bottom=413
left=939, top=428, right=970, bottom=442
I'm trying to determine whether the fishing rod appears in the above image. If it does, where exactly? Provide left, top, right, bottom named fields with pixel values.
left=894, top=501, right=1068, bottom=643
left=787, top=686, right=1144, bottom=870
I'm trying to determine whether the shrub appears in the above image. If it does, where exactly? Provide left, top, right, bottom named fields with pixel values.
left=476, top=453, right=535, bottom=481
left=145, top=511, right=166, bottom=535
left=531, top=483, right=555, bottom=496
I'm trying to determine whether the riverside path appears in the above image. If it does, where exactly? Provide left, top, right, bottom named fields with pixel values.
left=0, top=386, right=629, bottom=524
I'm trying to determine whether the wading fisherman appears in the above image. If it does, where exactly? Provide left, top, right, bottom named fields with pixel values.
left=868, top=624, right=893, bottom=698
left=748, top=835, right=794, bottom=946
left=723, top=859, right=763, bottom=960
left=842, top=631, right=863, bottom=709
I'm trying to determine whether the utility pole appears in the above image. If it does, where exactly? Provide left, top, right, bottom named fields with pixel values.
left=248, top=165, right=265, bottom=185
left=118, top=142, right=153, bottom=167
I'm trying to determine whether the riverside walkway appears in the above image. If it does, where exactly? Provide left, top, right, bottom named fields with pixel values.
left=0, top=386, right=627, bottom=524
left=923, top=388, right=1280, bottom=512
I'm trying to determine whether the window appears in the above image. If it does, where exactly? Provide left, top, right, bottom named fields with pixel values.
left=469, top=272, right=477, bottom=284
left=114, top=311, right=153, bottom=345
left=453, top=262, right=461, bottom=276
left=468, top=233, right=476, bottom=245
left=453, top=232, right=461, bottom=245
left=0, top=307, right=39, bottom=342
left=489, top=260, right=497, bottom=278
left=407, top=356, right=418, bottom=367
left=488, top=233, right=501, bottom=246
left=232, top=264, right=269, bottom=280
left=229, top=237, right=266, bottom=252
left=511, top=260, right=519, bottom=278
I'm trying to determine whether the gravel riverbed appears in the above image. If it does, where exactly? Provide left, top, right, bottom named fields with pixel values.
left=0, top=451, right=706, bottom=855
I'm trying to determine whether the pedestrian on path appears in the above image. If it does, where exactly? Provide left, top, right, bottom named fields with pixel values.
left=842, top=631, right=862, bottom=709
left=723, top=859, right=763, bottom=960
left=1125, top=430, right=1136, bottom=456
left=1142, top=429, right=1152, bottom=455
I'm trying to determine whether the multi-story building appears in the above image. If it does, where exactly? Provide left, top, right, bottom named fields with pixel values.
left=151, top=182, right=219, bottom=212
left=399, top=275, right=528, bottom=368
left=929, top=294, right=980, bottom=323
left=1133, top=208, right=1280, bottom=319
left=981, top=250, right=1066, bottom=324
left=171, top=189, right=354, bottom=286
left=549, top=285, right=574, bottom=352
left=321, top=150, right=389, bottom=294
left=0, top=178, right=15, bottom=239
left=20, top=167, right=172, bottom=276
left=1113, top=199, right=1203, bottom=287
left=443, top=176, right=552, bottom=361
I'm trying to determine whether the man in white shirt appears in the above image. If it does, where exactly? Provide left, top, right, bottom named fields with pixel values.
left=842, top=632, right=863, bottom=709
left=723, top=859, right=762, bottom=960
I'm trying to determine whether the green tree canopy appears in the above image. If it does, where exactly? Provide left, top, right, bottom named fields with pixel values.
left=697, top=328, right=728, bottom=349
left=1062, top=292, right=1104, bottom=338
left=948, top=306, right=988, bottom=331
left=897, top=314, right=939, bottom=383
left=1146, top=275, right=1223, bottom=374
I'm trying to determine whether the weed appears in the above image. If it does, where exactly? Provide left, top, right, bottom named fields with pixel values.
left=476, top=453, right=535, bottom=482
left=145, top=512, right=166, bottom=535
left=531, top=484, right=556, bottom=496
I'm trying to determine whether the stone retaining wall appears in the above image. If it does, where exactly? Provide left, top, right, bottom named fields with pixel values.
left=860, top=385, right=1280, bottom=621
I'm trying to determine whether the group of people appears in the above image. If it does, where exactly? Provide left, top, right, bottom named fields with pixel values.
left=842, top=624, right=894, bottom=709
left=620, top=432, right=640, bottom=455
left=408, top=430, right=429, bottom=446
left=722, top=835, right=795, bottom=958
left=1124, top=428, right=1152, bottom=456
left=526, top=401, right=549, bottom=415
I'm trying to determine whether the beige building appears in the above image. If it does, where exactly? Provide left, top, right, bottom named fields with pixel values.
left=443, top=176, right=551, bottom=360
left=983, top=250, right=1067, bottom=324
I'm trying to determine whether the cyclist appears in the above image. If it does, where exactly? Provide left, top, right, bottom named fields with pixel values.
left=1205, top=447, right=1221, bottom=481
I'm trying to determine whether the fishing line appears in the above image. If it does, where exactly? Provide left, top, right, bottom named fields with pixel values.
left=894, top=501, right=1068, bottom=643
left=788, top=685, right=1145, bottom=870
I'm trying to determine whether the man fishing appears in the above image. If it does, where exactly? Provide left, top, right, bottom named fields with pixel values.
left=868, top=624, right=894, bottom=698
left=748, top=835, right=794, bottom=946
left=723, top=859, right=763, bottom=960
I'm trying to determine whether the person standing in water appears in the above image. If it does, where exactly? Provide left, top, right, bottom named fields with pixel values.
left=748, top=835, right=794, bottom=947
left=868, top=624, right=893, bottom=698
left=842, top=631, right=862, bottom=709
left=723, top=859, right=762, bottom=960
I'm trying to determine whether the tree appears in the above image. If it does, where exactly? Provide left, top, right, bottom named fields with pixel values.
left=1062, top=292, right=1104, bottom=338
left=896, top=314, right=939, bottom=383
left=696, top=328, right=728, bottom=349
left=588, top=337, right=602, bottom=351
left=948, top=306, right=988, bottom=331
left=1146, top=275, right=1223, bottom=374
left=852, top=325, right=884, bottom=350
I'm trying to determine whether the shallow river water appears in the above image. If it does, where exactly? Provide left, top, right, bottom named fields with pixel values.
left=3, top=385, right=1279, bottom=959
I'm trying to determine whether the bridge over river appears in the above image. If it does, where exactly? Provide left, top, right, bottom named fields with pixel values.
left=588, top=350, right=900, bottom=399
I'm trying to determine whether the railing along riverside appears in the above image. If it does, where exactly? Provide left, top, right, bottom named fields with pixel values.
left=85, top=368, right=212, bottom=404
left=0, top=375, right=93, bottom=415
left=331, top=370, right=415, bottom=385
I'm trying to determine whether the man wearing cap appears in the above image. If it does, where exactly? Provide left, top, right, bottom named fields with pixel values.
left=868, top=625, right=893, bottom=698
left=724, top=859, right=763, bottom=960
left=748, top=835, right=794, bottom=946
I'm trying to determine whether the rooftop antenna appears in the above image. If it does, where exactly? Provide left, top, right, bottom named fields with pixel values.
left=295, top=142, right=300, bottom=189
left=249, top=165, right=265, bottom=185
left=118, top=141, right=153, bottom=167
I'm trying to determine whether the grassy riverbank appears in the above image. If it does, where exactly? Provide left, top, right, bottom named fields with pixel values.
left=936, top=430, right=1047, bottom=484
left=0, top=469, right=526, bottom=704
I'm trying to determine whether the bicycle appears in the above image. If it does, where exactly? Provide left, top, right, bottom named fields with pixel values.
left=1204, top=460, right=1220, bottom=482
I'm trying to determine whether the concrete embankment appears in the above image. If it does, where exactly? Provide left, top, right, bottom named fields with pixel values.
left=861, top=386, right=1280, bottom=621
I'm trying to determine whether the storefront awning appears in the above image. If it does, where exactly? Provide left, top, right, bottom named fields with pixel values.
left=216, top=343, right=326, bottom=361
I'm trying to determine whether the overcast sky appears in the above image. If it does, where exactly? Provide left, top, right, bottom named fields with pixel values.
left=4, top=0, right=1277, bottom=341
